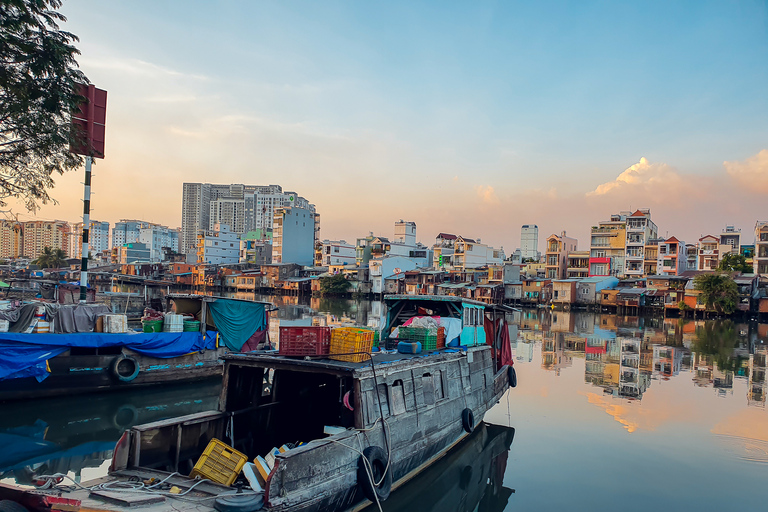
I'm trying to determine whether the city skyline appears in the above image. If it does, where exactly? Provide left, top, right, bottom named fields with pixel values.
left=8, top=0, right=768, bottom=250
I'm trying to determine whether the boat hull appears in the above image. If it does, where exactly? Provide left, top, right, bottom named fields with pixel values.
left=0, top=347, right=224, bottom=401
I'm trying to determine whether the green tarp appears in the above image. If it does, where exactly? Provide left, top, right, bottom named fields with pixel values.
left=207, top=299, right=266, bottom=351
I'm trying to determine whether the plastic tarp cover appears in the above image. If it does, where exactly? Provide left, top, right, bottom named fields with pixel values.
left=207, top=299, right=266, bottom=352
left=0, top=330, right=218, bottom=382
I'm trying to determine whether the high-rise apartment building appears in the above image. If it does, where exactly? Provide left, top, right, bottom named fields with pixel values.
left=182, top=183, right=314, bottom=256
left=755, top=221, right=768, bottom=276
left=20, top=220, right=71, bottom=259
left=112, top=220, right=143, bottom=248
left=0, top=220, right=24, bottom=259
left=72, top=221, right=110, bottom=258
left=520, top=225, right=539, bottom=261
left=272, top=206, right=316, bottom=266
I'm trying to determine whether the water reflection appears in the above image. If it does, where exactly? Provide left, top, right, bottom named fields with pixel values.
left=364, top=423, right=515, bottom=512
left=511, top=309, right=768, bottom=407
left=0, top=381, right=221, bottom=486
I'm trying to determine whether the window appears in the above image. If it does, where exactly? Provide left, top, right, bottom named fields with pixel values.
left=377, top=384, right=389, bottom=416
left=391, top=380, right=406, bottom=415
left=422, top=373, right=435, bottom=405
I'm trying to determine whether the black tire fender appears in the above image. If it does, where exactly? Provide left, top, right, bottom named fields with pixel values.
left=357, top=445, right=392, bottom=502
left=111, top=355, right=140, bottom=382
left=508, top=365, right=517, bottom=388
left=0, top=500, right=29, bottom=512
left=461, top=408, right=474, bottom=433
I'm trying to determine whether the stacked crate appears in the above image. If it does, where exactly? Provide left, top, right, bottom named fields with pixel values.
left=279, top=326, right=332, bottom=356
left=398, top=326, right=445, bottom=350
left=329, top=327, right=374, bottom=363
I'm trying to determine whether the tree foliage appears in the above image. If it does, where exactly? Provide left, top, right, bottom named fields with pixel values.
left=693, top=273, right=739, bottom=315
left=717, top=253, right=752, bottom=273
left=1, top=0, right=87, bottom=210
left=319, top=273, right=351, bottom=295
left=692, top=320, right=745, bottom=373
left=32, top=245, right=66, bottom=268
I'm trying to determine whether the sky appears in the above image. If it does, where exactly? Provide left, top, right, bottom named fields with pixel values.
left=15, top=0, right=768, bottom=252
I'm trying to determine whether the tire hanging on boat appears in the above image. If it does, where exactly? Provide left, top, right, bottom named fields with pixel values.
left=0, top=500, right=30, bottom=512
left=461, top=408, right=475, bottom=433
left=110, top=354, right=140, bottom=382
left=357, top=445, right=392, bottom=502
left=508, top=365, right=517, bottom=388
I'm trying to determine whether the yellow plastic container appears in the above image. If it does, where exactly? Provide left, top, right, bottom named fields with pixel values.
left=189, top=438, right=248, bottom=486
left=329, top=327, right=375, bottom=363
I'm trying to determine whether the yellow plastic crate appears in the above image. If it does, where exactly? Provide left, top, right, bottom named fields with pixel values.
left=189, top=438, right=248, bottom=486
left=329, top=327, right=375, bottom=363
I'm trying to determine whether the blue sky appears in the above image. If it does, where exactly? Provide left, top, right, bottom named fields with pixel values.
left=25, top=0, right=768, bottom=250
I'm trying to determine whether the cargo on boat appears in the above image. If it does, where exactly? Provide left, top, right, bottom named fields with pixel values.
left=0, top=294, right=272, bottom=401
left=0, top=295, right=517, bottom=512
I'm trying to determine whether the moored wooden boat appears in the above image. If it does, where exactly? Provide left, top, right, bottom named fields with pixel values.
left=0, top=295, right=517, bottom=512
left=0, top=295, right=272, bottom=401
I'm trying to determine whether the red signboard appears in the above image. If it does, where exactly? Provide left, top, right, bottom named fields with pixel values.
left=70, top=83, right=107, bottom=158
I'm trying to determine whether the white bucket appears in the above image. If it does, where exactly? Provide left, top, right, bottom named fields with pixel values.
left=163, top=313, right=184, bottom=333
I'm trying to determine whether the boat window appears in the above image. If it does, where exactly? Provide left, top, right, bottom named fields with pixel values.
left=391, top=380, right=406, bottom=415
left=377, top=383, right=390, bottom=417
left=422, top=373, right=435, bottom=405
left=434, top=370, right=445, bottom=400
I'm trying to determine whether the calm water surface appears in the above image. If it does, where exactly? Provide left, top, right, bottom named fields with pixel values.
left=2, top=296, right=766, bottom=511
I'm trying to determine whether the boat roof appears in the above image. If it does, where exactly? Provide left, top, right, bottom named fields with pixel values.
left=223, top=347, right=482, bottom=376
left=384, top=294, right=488, bottom=308
left=167, top=293, right=273, bottom=307
left=383, top=294, right=518, bottom=312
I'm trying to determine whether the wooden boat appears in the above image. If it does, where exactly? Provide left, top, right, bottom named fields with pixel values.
left=0, top=295, right=517, bottom=512
left=0, top=295, right=272, bottom=401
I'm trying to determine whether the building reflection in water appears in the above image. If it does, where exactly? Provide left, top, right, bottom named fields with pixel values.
left=513, top=308, right=767, bottom=407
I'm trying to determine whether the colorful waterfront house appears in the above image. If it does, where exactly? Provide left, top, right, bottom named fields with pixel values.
left=552, top=279, right=579, bottom=308
left=600, top=289, right=619, bottom=308
left=522, top=278, right=552, bottom=304
left=657, top=236, right=686, bottom=276
left=755, top=221, right=768, bottom=276
left=576, top=276, right=619, bottom=305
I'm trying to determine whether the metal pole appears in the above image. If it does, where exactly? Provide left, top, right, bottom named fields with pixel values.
left=80, top=156, right=92, bottom=303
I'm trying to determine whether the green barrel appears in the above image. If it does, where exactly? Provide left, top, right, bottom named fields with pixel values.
left=142, top=320, right=163, bottom=333
left=183, top=320, right=201, bottom=332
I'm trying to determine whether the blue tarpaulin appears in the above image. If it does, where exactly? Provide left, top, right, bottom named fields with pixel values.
left=0, top=330, right=218, bottom=382
left=207, top=299, right=266, bottom=352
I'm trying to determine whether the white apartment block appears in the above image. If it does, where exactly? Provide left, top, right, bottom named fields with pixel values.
left=521, top=224, right=539, bottom=261
left=209, top=198, right=246, bottom=233
left=453, top=236, right=505, bottom=271
left=139, top=224, right=180, bottom=261
left=319, top=240, right=356, bottom=266
left=112, top=220, right=143, bottom=248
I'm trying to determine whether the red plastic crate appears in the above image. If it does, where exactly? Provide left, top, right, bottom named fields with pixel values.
left=279, top=326, right=331, bottom=356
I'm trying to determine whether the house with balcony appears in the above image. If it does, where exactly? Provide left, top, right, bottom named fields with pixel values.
left=453, top=236, right=504, bottom=271
left=589, top=215, right=628, bottom=277
left=754, top=221, right=768, bottom=276
left=624, top=209, right=658, bottom=277
left=657, top=236, right=686, bottom=276
left=545, top=231, right=578, bottom=279
left=566, top=251, right=590, bottom=278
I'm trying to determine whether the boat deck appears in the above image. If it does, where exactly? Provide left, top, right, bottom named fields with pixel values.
left=223, top=346, right=477, bottom=375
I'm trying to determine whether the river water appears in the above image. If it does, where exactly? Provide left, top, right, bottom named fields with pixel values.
left=2, top=296, right=766, bottom=511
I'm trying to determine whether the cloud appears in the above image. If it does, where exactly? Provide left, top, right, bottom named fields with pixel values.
left=588, top=157, right=683, bottom=197
left=475, top=185, right=499, bottom=205
left=724, top=149, right=768, bottom=194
